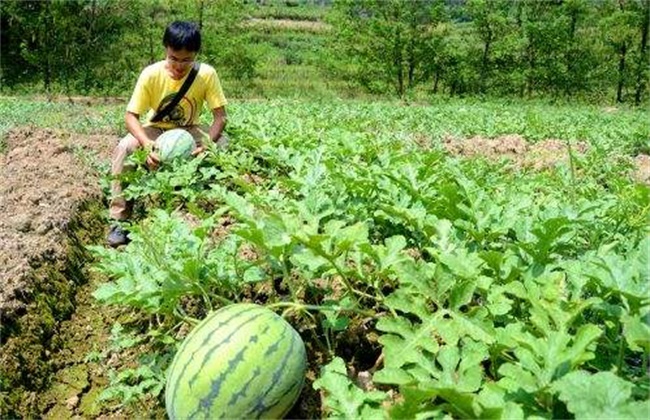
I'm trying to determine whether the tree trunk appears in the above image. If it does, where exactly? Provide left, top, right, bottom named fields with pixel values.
left=198, top=0, right=205, bottom=30
left=149, top=7, right=156, bottom=64
left=407, top=38, right=416, bottom=88
left=481, top=35, right=492, bottom=94
left=617, top=43, right=627, bottom=103
left=433, top=69, right=440, bottom=94
left=526, top=44, right=536, bottom=98
left=43, top=0, right=52, bottom=96
left=84, top=0, right=98, bottom=92
left=634, top=0, right=649, bottom=105
left=565, top=10, right=578, bottom=97
left=394, top=27, right=404, bottom=97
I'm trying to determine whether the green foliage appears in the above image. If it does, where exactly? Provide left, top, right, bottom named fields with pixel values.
left=553, top=371, right=649, bottom=419
left=327, top=0, right=447, bottom=97
left=99, top=359, right=167, bottom=407
left=91, top=209, right=247, bottom=316
left=0, top=97, right=123, bottom=135
left=1, top=0, right=134, bottom=94
left=323, top=0, right=649, bottom=102
left=0, top=0, right=258, bottom=96
left=313, top=357, right=387, bottom=419
left=2, top=0, right=649, bottom=103
left=75, top=97, right=650, bottom=416
left=248, top=1, right=329, bottom=21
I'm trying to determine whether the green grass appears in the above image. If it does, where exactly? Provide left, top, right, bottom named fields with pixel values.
left=240, top=19, right=334, bottom=99
left=1, top=96, right=647, bottom=156
left=247, top=1, right=328, bottom=22
left=0, top=97, right=125, bottom=137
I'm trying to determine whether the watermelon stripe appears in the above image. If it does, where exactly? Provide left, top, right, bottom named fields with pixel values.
left=166, top=304, right=306, bottom=420
left=263, top=318, right=289, bottom=358
left=227, top=366, right=262, bottom=407
left=262, top=374, right=304, bottom=418
left=168, top=306, right=264, bottom=417
left=189, top=333, right=257, bottom=419
left=187, top=312, right=266, bottom=389
left=196, top=305, right=257, bottom=350
left=186, top=312, right=266, bottom=405
left=167, top=305, right=253, bottom=411
left=245, top=329, right=300, bottom=418
left=166, top=304, right=252, bottom=412
left=265, top=331, right=305, bottom=414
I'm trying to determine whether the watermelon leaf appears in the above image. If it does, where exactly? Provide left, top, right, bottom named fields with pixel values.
left=313, top=357, right=387, bottom=419
left=552, top=371, right=649, bottom=419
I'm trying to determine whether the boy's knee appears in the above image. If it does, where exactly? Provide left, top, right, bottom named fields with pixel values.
left=215, top=132, right=229, bottom=149
left=118, top=134, right=141, bottom=153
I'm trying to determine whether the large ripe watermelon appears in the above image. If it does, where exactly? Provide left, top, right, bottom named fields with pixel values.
left=155, top=129, right=195, bottom=162
left=165, top=303, right=307, bottom=420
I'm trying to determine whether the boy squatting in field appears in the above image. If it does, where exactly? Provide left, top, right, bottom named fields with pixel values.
left=107, top=20, right=227, bottom=247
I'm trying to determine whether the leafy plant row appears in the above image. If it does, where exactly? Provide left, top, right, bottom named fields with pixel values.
left=90, top=100, right=649, bottom=418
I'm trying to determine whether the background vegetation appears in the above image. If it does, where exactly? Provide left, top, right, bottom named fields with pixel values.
left=1, top=0, right=648, bottom=104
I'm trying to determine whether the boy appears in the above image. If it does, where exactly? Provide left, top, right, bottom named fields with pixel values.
left=107, top=20, right=227, bottom=247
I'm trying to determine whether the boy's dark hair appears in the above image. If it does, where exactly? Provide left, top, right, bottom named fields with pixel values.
left=163, top=21, right=201, bottom=52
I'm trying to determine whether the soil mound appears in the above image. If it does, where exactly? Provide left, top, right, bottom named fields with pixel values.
left=0, top=127, right=114, bottom=323
left=443, top=134, right=590, bottom=170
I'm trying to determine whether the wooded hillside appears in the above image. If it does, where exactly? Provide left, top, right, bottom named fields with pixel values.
left=1, top=0, right=648, bottom=104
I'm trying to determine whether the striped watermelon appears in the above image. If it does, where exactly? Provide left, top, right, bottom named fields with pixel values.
left=165, top=303, right=307, bottom=420
left=155, top=128, right=195, bottom=162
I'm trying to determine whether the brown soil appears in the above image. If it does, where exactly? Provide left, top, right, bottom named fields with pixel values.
left=443, top=134, right=650, bottom=184
left=443, top=134, right=592, bottom=171
left=246, top=18, right=330, bottom=32
left=0, top=126, right=113, bottom=322
left=0, top=126, right=115, bottom=418
left=5, top=95, right=127, bottom=106
left=633, top=154, right=650, bottom=184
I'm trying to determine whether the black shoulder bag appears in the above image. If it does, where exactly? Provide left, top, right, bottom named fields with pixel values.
left=150, top=62, right=200, bottom=123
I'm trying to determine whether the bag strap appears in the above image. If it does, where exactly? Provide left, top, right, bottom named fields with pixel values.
left=151, top=61, right=200, bottom=123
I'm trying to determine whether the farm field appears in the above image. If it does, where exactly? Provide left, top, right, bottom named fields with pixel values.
left=0, top=96, right=649, bottom=418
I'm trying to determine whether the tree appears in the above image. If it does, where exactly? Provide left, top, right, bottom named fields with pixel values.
left=600, top=0, right=641, bottom=103
left=200, top=0, right=259, bottom=82
left=1, top=0, right=134, bottom=95
left=466, top=0, right=511, bottom=94
left=633, top=0, right=649, bottom=105
left=328, top=0, right=446, bottom=97
left=559, top=0, right=596, bottom=97
left=1, top=0, right=57, bottom=93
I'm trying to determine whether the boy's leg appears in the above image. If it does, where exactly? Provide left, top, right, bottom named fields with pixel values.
left=185, top=125, right=229, bottom=149
left=109, top=127, right=163, bottom=221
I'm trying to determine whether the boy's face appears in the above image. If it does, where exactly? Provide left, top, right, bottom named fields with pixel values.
left=165, top=47, right=197, bottom=80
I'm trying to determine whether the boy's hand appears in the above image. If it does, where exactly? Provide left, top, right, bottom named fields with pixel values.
left=146, top=151, right=160, bottom=170
left=191, top=146, right=206, bottom=156
left=141, top=138, right=156, bottom=152
left=141, top=139, right=160, bottom=170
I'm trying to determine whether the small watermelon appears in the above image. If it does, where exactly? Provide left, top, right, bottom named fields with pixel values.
left=155, top=129, right=195, bottom=162
left=165, top=303, right=307, bottom=420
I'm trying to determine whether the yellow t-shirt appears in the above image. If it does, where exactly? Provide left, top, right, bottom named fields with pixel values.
left=126, top=61, right=227, bottom=129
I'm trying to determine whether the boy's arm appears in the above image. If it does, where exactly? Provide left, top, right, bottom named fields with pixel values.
left=125, top=111, right=159, bottom=168
left=125, top=111, right=155, bottom=150
left=208, top=106, right=227, bottom=142
left=192, top=106, right=227, bottom=156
